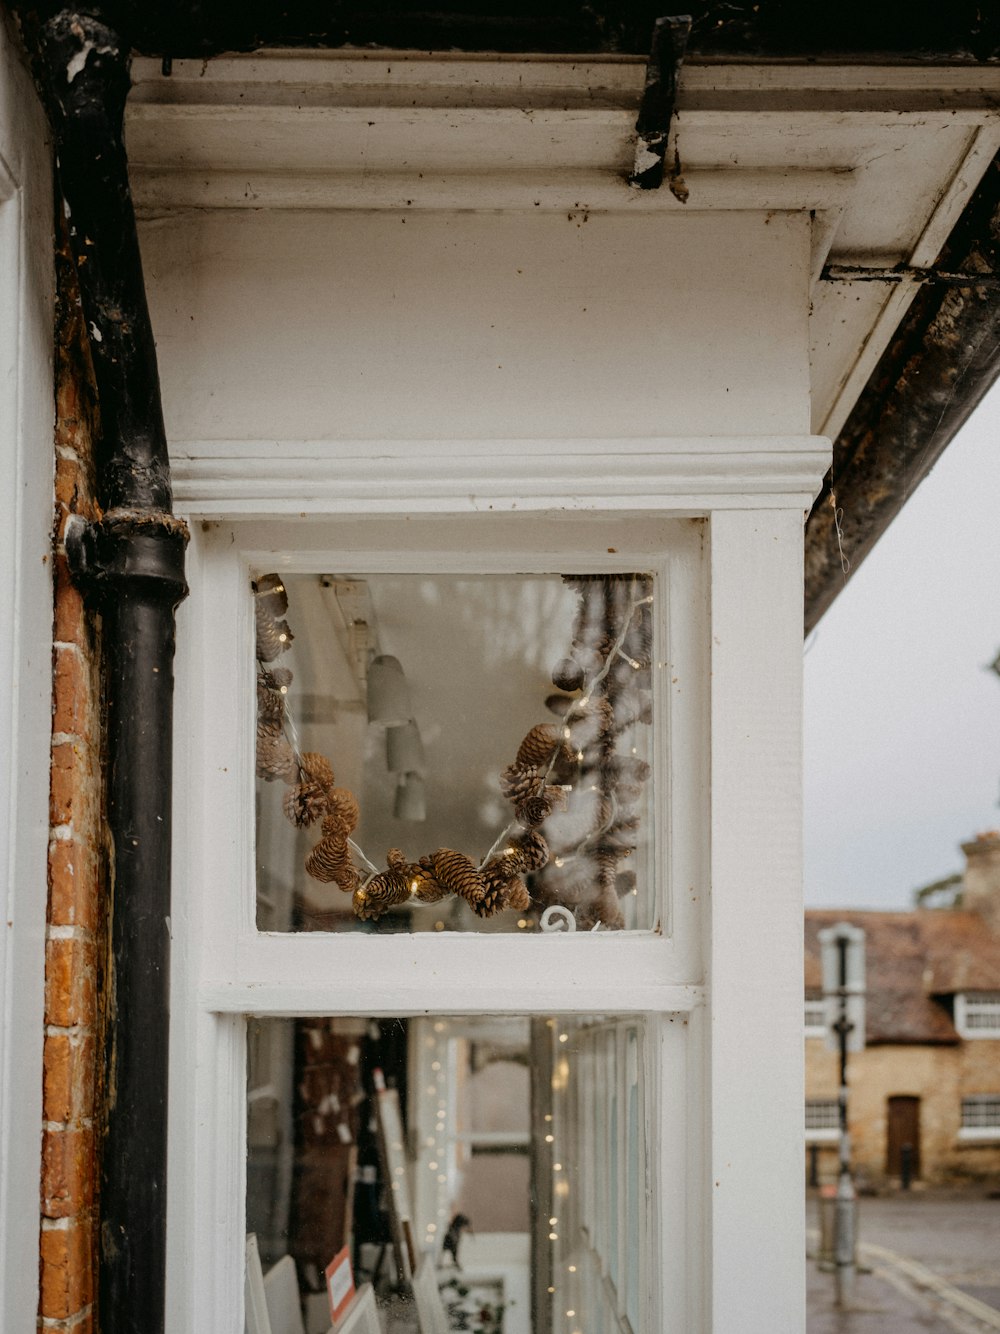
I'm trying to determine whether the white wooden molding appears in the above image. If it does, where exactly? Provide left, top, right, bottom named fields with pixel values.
left=172, top=436, right=832, bottom=516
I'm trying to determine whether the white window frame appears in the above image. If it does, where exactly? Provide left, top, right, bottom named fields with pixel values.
left=167, top=436, right=826, bottom=1334
left=954, top=992, right=1000, bottom=1038
left=0, top=26, right=53, bottom=1334
left=958, top=1095, right=1000, bottom=1141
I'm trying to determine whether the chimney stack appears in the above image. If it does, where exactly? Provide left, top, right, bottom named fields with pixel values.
left=961, top=831, right=1000, bottom=933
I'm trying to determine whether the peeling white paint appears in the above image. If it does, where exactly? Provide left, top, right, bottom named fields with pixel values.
left=88, top=321, right=103, bottom=343
left=65, top=45, right=92, bottom=83
left=632, top=144, right=661, bottom=176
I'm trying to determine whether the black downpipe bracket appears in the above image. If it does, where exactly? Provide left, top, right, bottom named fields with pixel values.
left=24, top=10, right=188, bottom=1332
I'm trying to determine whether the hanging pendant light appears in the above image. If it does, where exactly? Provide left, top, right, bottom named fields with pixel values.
left=366, top=654, right=411, bottom=727
left=394, top=771, right=427, bottom=822
left=386, top=719, right=426, bottom=773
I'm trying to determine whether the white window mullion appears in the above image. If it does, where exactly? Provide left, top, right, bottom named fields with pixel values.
left=707, top=507, right=808, bottom=1333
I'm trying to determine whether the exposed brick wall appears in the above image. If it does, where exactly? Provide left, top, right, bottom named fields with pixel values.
left=39, top=234, right=103, bottom=1333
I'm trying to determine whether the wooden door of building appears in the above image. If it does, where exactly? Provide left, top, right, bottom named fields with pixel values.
left=886, top=1096, right=921, bottom=1180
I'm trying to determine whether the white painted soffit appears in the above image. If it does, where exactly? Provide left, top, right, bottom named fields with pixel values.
left=127, top=53, right=1000, bottom=440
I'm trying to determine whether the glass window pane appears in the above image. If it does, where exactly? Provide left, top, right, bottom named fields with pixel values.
left=255, top=571, right=657, bottom=934
left=246, top=1014, right=651, bottom=1332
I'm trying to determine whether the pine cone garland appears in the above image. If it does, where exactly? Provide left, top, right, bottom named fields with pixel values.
left=514, top=830, right=548, bottom=872
left=410, top=869, right=451, bottom=904
left=352, top=870, right=410, bottom=920
left=256, top=719, right=297, bottom=782
left=305, top=832, right=350, bottom=883
left=505, top=879, right=531, bottom=912
left=300, top=752, right=335, bottom=791
left=516, top=724, right=572, bottom=771
left=499, top=763, right=541, bottom=802
left=255, top=600, right=293, bottom=663
left=257, top=680, right=286, bottom=725
left=254, top=573, right=289, bottom=616
left=283, top=779, right=330, bottom=828
left=324, top=788, right=360, bottom=836
left=427, top=848, right=486, bottom=907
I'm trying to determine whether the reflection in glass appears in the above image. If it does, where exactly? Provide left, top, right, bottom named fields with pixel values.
left=254, top=572, right=657, bottom=934
left=245, top=1015, right=649, bottom=1333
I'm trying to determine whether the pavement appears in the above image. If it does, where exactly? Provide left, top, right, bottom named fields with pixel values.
left=807, top=1193, right=1000, bottom=1334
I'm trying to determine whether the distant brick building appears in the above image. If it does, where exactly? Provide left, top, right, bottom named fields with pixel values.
left=805, top=833, right=1000, bottom=1189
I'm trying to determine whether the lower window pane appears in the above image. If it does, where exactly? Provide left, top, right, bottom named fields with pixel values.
left=246, top=1014, right=650, bottom=1333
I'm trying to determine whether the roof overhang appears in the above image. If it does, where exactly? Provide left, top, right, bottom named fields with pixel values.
left=123, top=52, right=1000, bottom=623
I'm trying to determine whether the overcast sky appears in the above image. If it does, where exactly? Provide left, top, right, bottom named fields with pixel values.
left=803, top=379, right=1000, bottom=911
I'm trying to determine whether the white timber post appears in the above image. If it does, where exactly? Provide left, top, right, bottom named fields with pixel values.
left=707, top=505, right=807, bottom=1330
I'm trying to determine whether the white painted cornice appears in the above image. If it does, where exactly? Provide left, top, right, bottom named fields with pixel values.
left=171, top=435, right=832, bottom=517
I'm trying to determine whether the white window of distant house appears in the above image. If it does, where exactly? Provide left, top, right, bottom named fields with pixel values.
left=804, top=1100, right=839, bottom=1143
left=804, top=994, right=826, bottom=1037
left=170, top=513, right=709, bottom=1334
left=955, top=993, right=1000, bottom=1038
left=959, top=1096, right=1000, bottom=1139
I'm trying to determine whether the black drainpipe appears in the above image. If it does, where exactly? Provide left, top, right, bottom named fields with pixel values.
left=20, top=10, right=187, bottom=1332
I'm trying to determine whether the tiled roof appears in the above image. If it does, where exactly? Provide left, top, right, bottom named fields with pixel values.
left=804, top=908, right=1000, bottom=1046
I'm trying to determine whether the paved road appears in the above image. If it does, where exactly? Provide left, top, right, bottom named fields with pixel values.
left=808, top=1194, right=1000, bottom=1334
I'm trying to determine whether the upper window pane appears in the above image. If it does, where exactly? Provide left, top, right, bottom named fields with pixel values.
left=255, top=570, right=657, bottom=933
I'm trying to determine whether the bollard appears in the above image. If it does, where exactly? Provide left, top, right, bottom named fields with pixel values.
left=900, top=1143, right=912, bottom=1191
left=834, top=1172, right=857, bottom=1308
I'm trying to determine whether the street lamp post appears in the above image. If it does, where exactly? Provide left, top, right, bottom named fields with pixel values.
left=819, top=923, right=865, bottom=1309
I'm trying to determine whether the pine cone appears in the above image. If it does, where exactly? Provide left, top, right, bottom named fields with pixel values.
left=428, top=848, right=486, bottom=907
left=410, top=867, right=451, bottom=904
left=505, top=879, right=531, bottom=912
left=254, top=573, right=289, bottom=616
left=515, top=784, right=568, bottom=829
left=255, top=600, right=293, bottom=662
left=256, top=719, right=297, bottom=782
left=499, top=763, right=541, bottom=802
left=300, top=752, right=335, bottom=792
left=551, top=657, right=585, bottom=692
left=283, top=778, right=330, bottom=828
left=305, top=832, right=350, bottom=883
left=352, top=870, right=410, bottom=920
left=257, top=680, right=286, bottom=725
left=514, top=830, right=548, bottom=872
left=259, top=665, right=293, bottom=691
left=324, top=787, right=360, bottom=836
left=386, top=848, right=409, bottom=874
left=515, top=724, right=572, bottom=771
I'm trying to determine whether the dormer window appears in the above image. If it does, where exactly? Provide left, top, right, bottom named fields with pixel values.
left=954, top=993, right=1000, bottom=1038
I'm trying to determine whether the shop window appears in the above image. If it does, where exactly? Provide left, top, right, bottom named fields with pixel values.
left=254, top=570, right=657, bottom=935
left=246, top=1013, right=654, bottom=1334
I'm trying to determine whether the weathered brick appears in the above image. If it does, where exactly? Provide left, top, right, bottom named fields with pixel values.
left=48, top=836, right=99, bottom=931
left=39, top=1219, right=93, bottom=1319
left=41, top=1127, right=94, bottom=1219
left=44, top=938, right=96, bottom=1029
left=43, top=1034, right=96, bottom=1126
left=48, top=742, right=97, bottom=830
left=52, top=647, right=90, bottom=740
left=52, top=554, right=87, bottom=648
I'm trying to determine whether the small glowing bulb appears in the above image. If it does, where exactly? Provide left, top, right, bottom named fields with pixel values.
left=438, top=1175, right=447, bottom=1184
left=431, top=1061, right=441, bottom=1071
left=274, top=584, right=284, bottom=594
left=568, top=1265, right=577, bottom=1274
left=434, top=1022, right=446, bottom=1032
left=410, top=880, right=420, bottom=894
left=559, top=1033, right=568, bottom=1043
left=434, top=920, right=445, bottom=931
left=575, top=750, right=584, bottom=762
left=517, top=918, right=528, bottom=929
left=567, top=1311, right=575, bottom=1319
left=545, top=1134, right=554, bottom=1143
left=631, top=746, right=637, bottom=755
left=279, top=685, right=288, bottom=695
left=429, top=1161, right=438, bottom=1171
left=549, top=1232, right=558, bottom=1241
left=548, top=1288, right=555, bottom=1295
left=554, top=857, right=565, bottom=868
left=553, top=1162, right=563, bottom=1171
left=427, top=1224, right=437, bottom=1233
left=278, top=633, right=288, bottom=643
left=549, top=1217, right=558, bottom=1226
left=544, top=1114, right=553, bottom=1123
left=562, top=727, right=571, bottom=740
